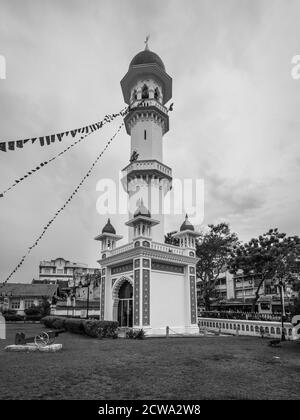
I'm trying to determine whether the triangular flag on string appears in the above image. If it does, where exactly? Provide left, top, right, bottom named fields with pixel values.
left=65, top=131, right=69, bottom=136
left=16, top=140, right=24, bottom=148
left=51, top=135, right=55, bottom=143
left=85, top=126, right=89, bottom=134
left=8, top=141, right=15, bottom=150
left=57, top=133, right=65, bottom=142
left=39, top=137, right=45, bottom=146
left=23, top=139, right=30, bottom=144
left=31, top=138, right=37, bottom=144
left=46, top=136, right=51, bottom=145
left=0, top=143, right=6, bottom=152
left=71, top=129, right=77, bottom=137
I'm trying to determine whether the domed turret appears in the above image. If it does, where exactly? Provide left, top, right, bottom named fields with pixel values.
left=180, top=214, right=195, bottom=232
left=102, top=218, right=116, bottom=235
left=130, top=49, right=165, bottom=71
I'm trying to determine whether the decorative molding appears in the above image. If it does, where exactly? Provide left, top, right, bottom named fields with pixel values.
left=99, top=246, right=198, bottom=267
left=134, top=269, right=140, bottom=326
left=111, top=261, right=133, bottom=275
left=112, top=275, right=133, bottom=299
left=143, top=258, right=150, bottom=268
left=151, top=260, right=184, bottom=274
left=190, top=275, right=197, bottom=324
left=142, top=269, right=150, bottom=326
left=100, top=277, right=105, bottom=321
left=189, top=266, right=195, bottom=274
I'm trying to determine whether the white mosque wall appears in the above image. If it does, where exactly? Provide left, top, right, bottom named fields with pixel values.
left=150, top=270, right=187, bottom=331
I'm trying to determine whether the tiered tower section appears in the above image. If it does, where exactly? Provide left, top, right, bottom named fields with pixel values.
left=120, top=46, right=173, bottom=242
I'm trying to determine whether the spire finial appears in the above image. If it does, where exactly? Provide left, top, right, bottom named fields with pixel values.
left=144, top=34, right=150, bottom=50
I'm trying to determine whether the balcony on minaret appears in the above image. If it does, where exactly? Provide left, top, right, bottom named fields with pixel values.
left=124, top=99, right=169, bottom=136
left=122, top=159, right=172, bottom=192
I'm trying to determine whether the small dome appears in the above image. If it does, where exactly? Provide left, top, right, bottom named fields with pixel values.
left=180, top=214, right=194, bottom=231
left=134, top=200, right=151, bottom=218
left=130, top=49, right=165, bottom=71
left=102, top=218, right=116, bottom=234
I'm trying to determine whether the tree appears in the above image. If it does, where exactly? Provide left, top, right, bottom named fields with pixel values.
left=196, top=223, right=239, bottom=310
left=292, top=296, right=300, bottom=315
left=229, top=228, right=300, bottom=311
left=164, top=231, right=179, bottom=246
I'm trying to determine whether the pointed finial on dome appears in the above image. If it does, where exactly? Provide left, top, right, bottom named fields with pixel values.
left=144, top=34, right=150, bottom=51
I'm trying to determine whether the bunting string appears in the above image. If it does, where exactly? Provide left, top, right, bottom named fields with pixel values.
left=2, top=122, right=125, bottom=285
left=0, top=107, right=128, bottom=153
left=0, top=106, right=128, bottom=198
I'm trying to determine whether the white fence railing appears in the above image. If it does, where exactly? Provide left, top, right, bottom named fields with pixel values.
left=198, top=317, right=299, bottom=341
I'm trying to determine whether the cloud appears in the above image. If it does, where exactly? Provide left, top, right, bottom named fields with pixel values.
left=1, top=0, right=300, bottom=283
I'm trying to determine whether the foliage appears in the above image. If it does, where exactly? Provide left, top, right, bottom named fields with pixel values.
left=164, top=232, right=180, bottom=247
left=24, top=306, right=42, bottom=316
left=229, top=229, right=300, bottom=310
left=292, top=296, right=300, bottom=315
left=196, top=223, right=239, bottom=310
left=125, top=328, right=146, bottom=340
left=41, top=316, right=119, bottom=338
left=3, top=313, right=25, bottom=322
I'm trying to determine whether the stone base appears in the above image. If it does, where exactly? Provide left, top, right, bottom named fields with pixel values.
left=5, top=343, right=63, bottom=352
left=142, top=325, right=200, bottom=337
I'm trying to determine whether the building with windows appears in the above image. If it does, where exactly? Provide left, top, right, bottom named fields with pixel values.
left=207, top=270, right=300, bottom=313
left=94, top=43, right=200, bottom=335
left=34, top=257, right=100, bottom=299
left=0, top=283, right=58, bottom=315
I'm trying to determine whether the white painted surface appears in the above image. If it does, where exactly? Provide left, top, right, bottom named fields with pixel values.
left=198, top=317, right=297, bottom=340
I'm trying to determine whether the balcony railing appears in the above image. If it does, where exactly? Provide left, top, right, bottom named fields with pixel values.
left=105, top=241, right=184, bottom=258
left=130, top=99, right=168, bottom=115
left=123, top=160, right=172, bottom=178
left=151, top=242, right=184, bottom=255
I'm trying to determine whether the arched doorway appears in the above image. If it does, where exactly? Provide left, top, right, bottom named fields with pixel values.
left=117, top=280, right=133, bottom=327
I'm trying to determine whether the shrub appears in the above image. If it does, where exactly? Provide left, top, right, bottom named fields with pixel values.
left=3, top=313, right=25, bottom=322
left=125, top=328, right=146, bottom=340
left=24, top=306, right=42, bottom=316
left=41, top=316, right=118, bottom=338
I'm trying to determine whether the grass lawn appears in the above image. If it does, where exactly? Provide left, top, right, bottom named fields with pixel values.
left=0, top=323, right=300, bottom=400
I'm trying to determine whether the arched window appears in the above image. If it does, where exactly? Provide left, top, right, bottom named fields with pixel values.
left=142, top=84, right=149, bottom=99
left=154, top=87, right=160, bottom=100
left=119, top=281, right=133, bottom=299
left=132, top=89, right=137, bottom=101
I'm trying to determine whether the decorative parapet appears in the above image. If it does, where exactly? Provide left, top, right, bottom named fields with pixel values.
left=198, top=317, right=297, bottom=340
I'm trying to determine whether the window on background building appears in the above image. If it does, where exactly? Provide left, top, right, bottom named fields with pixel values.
left=25, top=300, right=34, bottom=309
left=11, top=300, right=20, bottom=309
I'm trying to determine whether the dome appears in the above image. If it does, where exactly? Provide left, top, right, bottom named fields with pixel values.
left=130, top=49, right=165, bottom=71
left=102, top=218, right=116, bottom=235
left=134, top=200, right=151, bottom=218
left=180, top=214, right=194, bottom=232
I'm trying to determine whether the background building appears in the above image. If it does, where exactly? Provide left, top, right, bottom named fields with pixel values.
left=0, top=283, right=58, bottom=315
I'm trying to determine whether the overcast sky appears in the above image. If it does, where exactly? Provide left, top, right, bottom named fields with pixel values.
left=1, top=0, right=300, bottom=283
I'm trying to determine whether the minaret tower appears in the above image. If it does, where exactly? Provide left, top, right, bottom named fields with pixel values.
left=121, top=39, right=172, bottom=242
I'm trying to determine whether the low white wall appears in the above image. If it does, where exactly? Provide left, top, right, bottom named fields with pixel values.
left=51, top=307, right=99, bottom=318
left=198, top=317, right=298, bottom=341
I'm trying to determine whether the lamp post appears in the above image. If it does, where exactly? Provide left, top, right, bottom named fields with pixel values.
left=79, top=274, right=92, bottom=319
left=275, top=278, right=286, bottom=341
